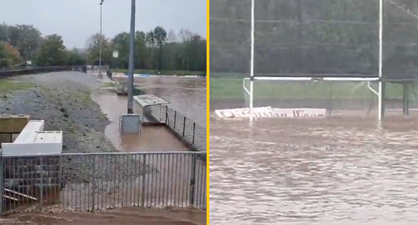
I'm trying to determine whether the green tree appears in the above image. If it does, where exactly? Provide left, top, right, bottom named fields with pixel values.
left=86, top=33, right=113, bottom=66
left=145, top=30, right=157, bottom=69
left=111, top=32, right=130, bottom=69
left=85, top=27, right=205, bottom=73
left=67, top=48, right=87, bottom=66
left=135, top=31, right=148, bottom=69
left=36, top=34, right=68, bottom=66
left=153, top=26, right=167, bottom=71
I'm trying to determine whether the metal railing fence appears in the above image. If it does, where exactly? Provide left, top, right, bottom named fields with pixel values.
left=164, top=106, right=206, bottom=151
left=0, top=151, right=206, bottom=214
left=0, top=65, right=87, bottom=77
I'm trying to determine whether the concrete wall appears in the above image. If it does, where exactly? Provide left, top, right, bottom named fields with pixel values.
left=0, top=115, right=30, bottom=133
left=3, top=156, right=62, bottom=198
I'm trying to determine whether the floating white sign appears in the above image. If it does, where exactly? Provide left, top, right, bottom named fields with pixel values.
left=214, top=107, right=326, bottom=118
left=271, top=108, right=326, bottom=118
left=215, top=107, right=273, bottom=118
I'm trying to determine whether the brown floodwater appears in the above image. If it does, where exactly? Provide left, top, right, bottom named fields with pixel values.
left=210, top=114, right=418, bottom=225
left=92, top=76, right=206, bottom=152
left=91, top=92, right=189, bottom=152
left=1, top=75, right=207, bottom=224
left=116, top=76, right=207, bottom=125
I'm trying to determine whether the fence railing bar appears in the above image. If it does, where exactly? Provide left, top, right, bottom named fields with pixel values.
left=0, top=152, right=205, bottom=214
left=189, top=154, right=197, bottom=206
left=91, top=156, right=96, bottom=212
left=1, top=151, right=205, bottom=158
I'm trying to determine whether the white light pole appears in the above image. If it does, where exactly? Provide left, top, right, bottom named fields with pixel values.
left=99, top=0, right=104, bottom=78
left=249, top=0, right=255, bottom=122
left=378, top=0, right=384, bottom=122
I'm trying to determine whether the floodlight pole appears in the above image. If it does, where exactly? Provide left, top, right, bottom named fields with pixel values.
left=99, top=0, right=104, bottom=78
left=378, top=0, right=384, bottom=122
left=127, top=0, right=136, bottom=114
left=249, top=0, right=255, bottom=122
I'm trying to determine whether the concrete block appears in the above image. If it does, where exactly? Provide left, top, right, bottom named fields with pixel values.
left=120, top=114, right=141, bottom=133
left=0, top=114, right=30, bottom=133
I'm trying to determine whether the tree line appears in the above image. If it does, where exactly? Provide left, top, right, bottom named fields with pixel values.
left=210, top=0, right=418, bottom=77
left=0, top=24, right=86, bottom=68
left=0, top=23, right=206, bottom=73
left=88, top=26, right=206, bottom=73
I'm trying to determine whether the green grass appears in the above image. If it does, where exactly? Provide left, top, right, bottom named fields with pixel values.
left=112, top=69, right=205, bottom=76
left=210, top=77, right=409, bottom=100
left=0, top=79, right=34, bottom=93
left=101, top=82, right=116, bottom=88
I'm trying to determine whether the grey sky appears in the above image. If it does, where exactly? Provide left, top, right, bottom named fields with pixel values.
left=1, top=0, right=206, bottom=48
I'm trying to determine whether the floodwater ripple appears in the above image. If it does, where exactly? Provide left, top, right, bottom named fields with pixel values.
left=134, top=77, right=206, bottom=125
left=210, top=118, right=418, bottom=225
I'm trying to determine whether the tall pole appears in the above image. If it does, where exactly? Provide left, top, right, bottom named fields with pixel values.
left=127, top=0, right=136, bottom=113
left=99, top=0, right=104, bottom=77
left=297, top=0, right=303, bottom=71
left=378, top=0, right=384, bottom=122
left=249, top=0, right=255, bottom=122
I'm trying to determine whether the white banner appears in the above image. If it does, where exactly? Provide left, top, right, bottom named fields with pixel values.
left=215, top=107, right=273, bottom=118
left=272, top=108, right=326, bottom=118
left=215, top=107, right=326, bottom=118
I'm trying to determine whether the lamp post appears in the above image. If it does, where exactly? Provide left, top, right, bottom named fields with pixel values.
left=127, top=0, right=136, bottom=113
left=99, top=0, right=104, bottom=78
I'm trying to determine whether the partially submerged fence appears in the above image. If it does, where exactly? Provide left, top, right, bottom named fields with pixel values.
left=132, top=87, right=206, bottom=152
left=0, top=151, right=206, bottom=214
left=164, top=107, right=206, bottom=152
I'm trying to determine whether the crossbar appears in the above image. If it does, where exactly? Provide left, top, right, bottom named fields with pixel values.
left=243, top=76, right=384, bottom=122
left=251, top=77, right=380, bottom=82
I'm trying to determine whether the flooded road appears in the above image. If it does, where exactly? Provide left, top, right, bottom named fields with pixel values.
left=210, top=116, right=418, bottom=225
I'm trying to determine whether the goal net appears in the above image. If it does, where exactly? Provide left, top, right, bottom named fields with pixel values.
left=242, top=78, right=418, bottom=119
left=210, top=0, right=418, bottom=119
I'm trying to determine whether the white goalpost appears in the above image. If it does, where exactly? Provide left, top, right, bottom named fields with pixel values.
left=245, top=0, right=385, bottom=122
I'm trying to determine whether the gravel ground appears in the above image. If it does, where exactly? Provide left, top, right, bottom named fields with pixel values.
left=0, top=72, right=113, bottom=153
left=0, top=72, right=154, bottom=185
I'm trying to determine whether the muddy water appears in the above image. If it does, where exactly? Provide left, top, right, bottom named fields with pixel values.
left=91, top=92, right=189, bottom=152
left=4, top=208, right=206, bottom=225
left=210, top=116, right=418, bottom=225
left=118, top=77, right=206, bottom=125
left=87, top=78, right=207, bottom=223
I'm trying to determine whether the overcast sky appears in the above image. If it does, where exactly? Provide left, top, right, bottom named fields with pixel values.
left=1, top=0, right=206, bottom=48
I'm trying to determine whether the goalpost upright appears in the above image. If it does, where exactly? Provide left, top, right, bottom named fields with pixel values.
left=246, top=0, right=385, bottom=122
left=249, top=0, right=255, bottom=122
left=378, top=0, right=384, bottom=122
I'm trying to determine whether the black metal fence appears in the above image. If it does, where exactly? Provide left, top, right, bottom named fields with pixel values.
left=0, top=66, right=87, bottom=77
left=0, top=151, right=206, bottom=214
left=164, top=106, right=206, bottom=152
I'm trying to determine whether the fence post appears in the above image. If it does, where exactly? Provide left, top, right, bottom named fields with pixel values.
left=92, top=156, right=96, bottom=211
left=0, top=154, right=4, bottom=215
left=40, top=157, right=44, bottom=207
left=192, top=123, right=196, bottom=145
left=174, top=111, right=177, bottom=129
left=182, top=117, right=186, bottom=137
left=189, top=154, right=197, bottom=207
left=165, top=106, right=168, bottom=124
left=141, top=154, right=146, bottom=207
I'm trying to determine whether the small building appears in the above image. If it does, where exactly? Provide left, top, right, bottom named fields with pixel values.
left=133, top=94, right=170, bottom=124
